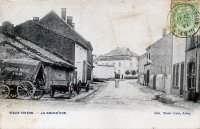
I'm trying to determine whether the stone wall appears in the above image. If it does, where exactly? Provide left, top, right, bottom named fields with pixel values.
left=148, top=34, right=173, bottom=75
left=15, top=20, right=75, bottom=65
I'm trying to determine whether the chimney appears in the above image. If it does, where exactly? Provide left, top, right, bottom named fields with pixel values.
left=33, top=17, right=39, bottom=22
left=2, top=21, right=15, bottom=37
left=67, top=16, right=75, bottom=29
left=163, top=28, right=166, bottom=37
left=61, top=8, right=66, bottom=21
left=72, top=23, right=75, bottom=29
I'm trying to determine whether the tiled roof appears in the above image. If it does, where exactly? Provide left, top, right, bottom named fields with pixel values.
left=97, top=47, right=138, bottom=61
left=39, top=10, right=93, bottom=51
left=0, top=33, right=75, bottom=69
left=104, top=47, right=138, bottom=57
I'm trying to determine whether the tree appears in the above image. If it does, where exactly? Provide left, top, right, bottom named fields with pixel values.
left=125, top=70, right=130, bottom=75
left=131, top=70, right=136, bottom=75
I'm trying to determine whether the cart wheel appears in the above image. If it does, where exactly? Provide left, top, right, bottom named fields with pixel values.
left=50, top=86, right=54, bottom=98
left=31, top=89, right=44, bottom=100
left=0, top=85, right=10, bottom=98
left=17, top=81, right=34, bottom=99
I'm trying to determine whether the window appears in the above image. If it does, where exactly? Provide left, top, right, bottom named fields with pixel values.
left=187, top=35, right=198, bottom=50
left=173, top=64, right=179, bottom=87
left=130, top=63, right=132, bottom=67
left=187, top=62, right=196, bottom=88
left=173, top=65, right=175, bottom=86
left=176, top=64, right=179, bottom=86
left=113, top=62, right=115, bottom=66
left=119, top=62, right=121, bottom=67
left=147, top=53, right=151, bottom=64
left=149, top=53, right=150, bottom=60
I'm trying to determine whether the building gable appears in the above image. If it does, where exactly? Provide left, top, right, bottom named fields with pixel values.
left=39, top=10, right=93, bottom=51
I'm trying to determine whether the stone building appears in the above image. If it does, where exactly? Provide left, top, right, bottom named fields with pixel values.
left=94, top=47, right=138, bottom=79
left=185, top=33, right=200, bottom=101
left=38, top=9, right=93, bottom=83
left=144, top=31, right=173, bottom=92
left=171, top=36, right=186, bottom=96
left=0, top=23, right=75, bottom=90
left=14, top=9, right=93, bottom=84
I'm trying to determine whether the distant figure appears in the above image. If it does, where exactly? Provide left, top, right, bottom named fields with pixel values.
left=115, top=79, right=119, bottom=88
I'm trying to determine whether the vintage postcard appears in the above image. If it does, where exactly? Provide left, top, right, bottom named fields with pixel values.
left=0, top=0, right=200, bottom=128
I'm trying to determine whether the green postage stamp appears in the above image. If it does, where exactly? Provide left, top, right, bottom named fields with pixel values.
left=170, top=2, right=200, bottom=37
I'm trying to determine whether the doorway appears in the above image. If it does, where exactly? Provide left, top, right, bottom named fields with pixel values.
left=187, top=62, right=196, bottom=89
left=146, top=70, right=150, bottom=86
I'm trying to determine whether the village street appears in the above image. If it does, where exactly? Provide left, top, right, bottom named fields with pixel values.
left=1, top=80, right=200, bottom=128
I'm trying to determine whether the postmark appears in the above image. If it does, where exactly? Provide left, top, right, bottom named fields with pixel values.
left=170, top=2, right=200, bottom=37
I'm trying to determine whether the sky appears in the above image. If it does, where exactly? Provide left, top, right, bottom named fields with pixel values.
left=0, top=0, right=171, bottom=56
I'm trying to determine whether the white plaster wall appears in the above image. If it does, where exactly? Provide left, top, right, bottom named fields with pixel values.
left=138, top=75, right=144, bottom=85
left=172, top=36, right=186, bottom=64
left=172, top=36, right=186, bottom=93
left=75, top=44, right=87, bottom=82
left=165, top=74, right=171, bottom=94
left=97, top=57, right=138, bottom=79
left=149, top=75, right=154, bottom=89
left=156, top=74, right=164, bottom=92
left=93, top=63, right=115, bottom=79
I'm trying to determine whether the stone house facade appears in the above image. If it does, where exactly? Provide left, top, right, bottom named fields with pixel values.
left=37, top=9, right=93, bottom=83
left=144, top=33, right=173, bottom=92
left=185, top=33, right=200, bottom=101
left=14, top=9, right=93, bottom=84
left=94, top=47, right=138, bottom=79
left=171, top=36, right=186, bottom=96
left=0, top=26, right=75, bottom=90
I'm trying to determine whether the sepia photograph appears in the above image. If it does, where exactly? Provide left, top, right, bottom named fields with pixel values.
left=0, top=0, right=200, bottom=128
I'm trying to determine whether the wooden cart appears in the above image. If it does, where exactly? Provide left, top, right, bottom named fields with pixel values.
left=0, top=59, right=45, bottom=100
left=49, top=80, right=73, bottom=99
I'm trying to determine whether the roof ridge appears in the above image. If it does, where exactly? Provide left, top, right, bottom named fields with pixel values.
left=38, top=10, right=93, bottom=51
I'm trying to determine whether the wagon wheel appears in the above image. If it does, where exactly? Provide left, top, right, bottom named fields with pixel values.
left=31, top=89, right=44, bottom=100
left=0, top=84, right=10, bottom=98
left=17, top=81, right=34, bottom=99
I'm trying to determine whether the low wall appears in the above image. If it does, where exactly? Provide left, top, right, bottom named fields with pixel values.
left=164, top=74, right=171, bottom=94
left=148, top=74, right=171, bottom=94
left=149, top=75, right=154, bottom=88
left=156, top=74, right=164, bottom=92
left=138, top=75, right=144, bottom=85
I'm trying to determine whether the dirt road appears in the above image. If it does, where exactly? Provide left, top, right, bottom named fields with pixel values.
left=0, top=80, right=200, bottom=129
